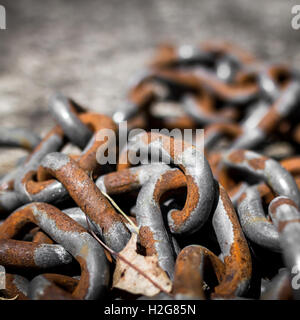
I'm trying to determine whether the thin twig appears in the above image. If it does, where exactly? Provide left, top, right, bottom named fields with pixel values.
left=88, top=170, right=139, bottom=234
left=101, top=191, right=139, bottom=234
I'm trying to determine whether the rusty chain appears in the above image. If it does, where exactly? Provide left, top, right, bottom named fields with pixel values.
left=1, top=41, right=300, bottom=300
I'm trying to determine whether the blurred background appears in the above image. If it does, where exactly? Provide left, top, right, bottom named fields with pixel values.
left=0, top=0, right=300, bottom=172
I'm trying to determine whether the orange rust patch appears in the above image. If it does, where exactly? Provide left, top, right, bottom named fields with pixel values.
left=292, top=125, right=300, bottom=144
left=228, top=150, right=246, bottom=164
left=73, top=256, right=89, bottom=299
left=173, top=245, right=225, bottom=297
left=38, top=280, right=76, bottom=300
left=205, top=123, right=242, bottom=139
left=79, top=243, right=90, bottom=259
left=5, top=274, right=28, bottom=300
left=173, top=246, right=205, bottom=298
left=129, top=82, right=155, bottom=106
left=22, top=171, right=55, bottom=195
left=34, top=203, right=86, bottom=234
left=40, top=157, right=127, bottom=235
left=258, top=109, right=280, bottom=133
left=163, top=115, right=196, bottom=130
left=0, top=239, right=40, bottom=268
left=153, top=170, right=186, bottom=200
left=43, top=274, right=78, bottom=293
left=138, top=226, right=157, bottom=256
left=170, top=175, right=199, bottom=230
left=78, top=113, right=117, bottom=173
left=214, top=186, right=252, bottom=297
left=150, top=43, right=177, bottom=68
left=269, top=197, right=299, bottom=215
left=0, top=206, right=36, bottom=240
left=104, top=170, right=139, bottom=194
left=32, top=231, right=54, bottom=244
left=280, top=157, right=300, bottom=176
left=248, top=157, right=267, bottom=170
left=19, top=137, right=34, bottom=151
left=207, top=152, right=222, bottom=174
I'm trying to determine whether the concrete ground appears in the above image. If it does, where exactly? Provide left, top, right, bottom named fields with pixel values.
left=0, top=0, right=300, bottom=172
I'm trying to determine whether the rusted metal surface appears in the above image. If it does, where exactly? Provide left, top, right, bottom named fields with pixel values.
left=173, top=245, right=225, bottom=299
left=0, top=239, right=72, bottom=270
left=48, top=93, right=92, bottom=149
left=1, top=40, right=300, bottom=300
left=269, top=196, right=300, bottom=299
left=118, top=132, right=215, bottom=234
left=0, top=203, right=110, bottom=300
left=5, top=273, right=29, bottom=300
left=237, top=184, right=281, bottom=252
left=223, top=149, right=300, bottom=207
left=261, top=269, right=293, bottom=300
left=0, top=128, right=41, bottom=151
left=28, top=274, right=79, bottom=300
left=212, top=184, right=251, bottom=297
left=135, top=164, right=185, bottom=279
left=39, top=152, right=130, bottom=252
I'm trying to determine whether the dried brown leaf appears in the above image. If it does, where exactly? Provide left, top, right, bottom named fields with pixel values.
left=112, top=234, right=172, bottom=296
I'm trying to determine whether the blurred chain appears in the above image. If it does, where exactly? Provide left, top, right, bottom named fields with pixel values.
left=1, top=41, right=300, bottom=300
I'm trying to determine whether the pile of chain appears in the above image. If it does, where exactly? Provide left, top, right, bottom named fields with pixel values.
left=1, top=41, right=300, bottom=300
